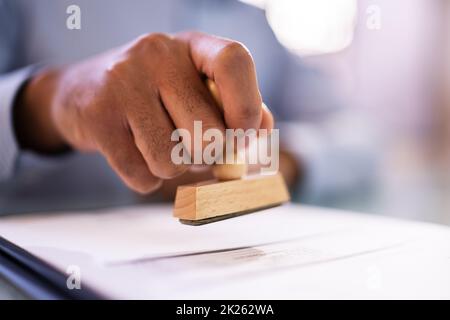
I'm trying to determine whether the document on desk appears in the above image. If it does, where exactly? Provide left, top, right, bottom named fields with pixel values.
left=0, top=204, right=449, bottom=299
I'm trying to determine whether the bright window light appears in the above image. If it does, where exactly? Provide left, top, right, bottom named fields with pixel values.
left=240, top=0, right=357, bottom=56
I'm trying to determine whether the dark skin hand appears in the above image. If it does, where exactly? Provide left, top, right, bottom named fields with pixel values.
left=14, top=31, right=298, bottom=196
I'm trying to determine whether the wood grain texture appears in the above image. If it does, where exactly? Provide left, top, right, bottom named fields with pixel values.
left=173, top=173, right=290, bottom=221
left=212, top=162, right=247, bottom=181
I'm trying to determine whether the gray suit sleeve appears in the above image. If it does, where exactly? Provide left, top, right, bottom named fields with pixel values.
left=0, top=0, right=31, bottom=181
left=0, top=67, right=35, bottom=181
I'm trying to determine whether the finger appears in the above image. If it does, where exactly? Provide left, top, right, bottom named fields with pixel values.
left=126, top=94, right=189, bottom=179
left=158, top=53, right=226, bottom=162
left=97, top=127, right=162, bottom=194
left=176, top=31, right=265, bottom=131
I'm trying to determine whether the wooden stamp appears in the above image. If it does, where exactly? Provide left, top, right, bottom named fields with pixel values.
left=173, top=80, right=290, bottom=225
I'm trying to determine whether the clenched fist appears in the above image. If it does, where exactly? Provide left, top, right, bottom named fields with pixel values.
left=14, top=32, right=273, bottom=193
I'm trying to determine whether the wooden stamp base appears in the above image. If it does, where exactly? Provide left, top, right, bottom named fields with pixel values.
left=173, top=173, right=290, bottom=225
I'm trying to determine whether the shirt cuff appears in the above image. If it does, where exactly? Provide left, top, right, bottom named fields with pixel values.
left=0, top=67, right=36, bottom=181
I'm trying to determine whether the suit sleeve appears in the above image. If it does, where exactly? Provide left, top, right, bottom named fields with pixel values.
left=0, top=67, right=37, bottom=181
left=0, top=0, right=32, bottom=181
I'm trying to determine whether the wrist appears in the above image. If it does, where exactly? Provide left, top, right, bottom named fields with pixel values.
left=13, top=68, right=68, bottom=154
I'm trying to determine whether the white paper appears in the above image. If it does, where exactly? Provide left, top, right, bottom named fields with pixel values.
left=0, top=204, right=449, bottom=299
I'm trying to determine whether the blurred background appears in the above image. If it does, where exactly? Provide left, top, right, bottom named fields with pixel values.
left=2, top=0, right=449, bottom=299
left=241, top=0, right=450, bottom=225
left=2, top=0, right=450, bottom=226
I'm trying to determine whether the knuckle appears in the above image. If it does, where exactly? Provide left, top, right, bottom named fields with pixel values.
left=228, top=103, right=262, bottom=129
left=136, top=126, right=187, bottom=179
left=201, top=120, right=226, bottom=135
left=156, top=143, right=189, bottom=179
left=131, top=33, right=172, bottom=56
left=176, top=30, right=201, bottom=39
left=216, top=41, right=253, bottom=70
left=131, top=178, right=163, bottom=194
left=105, top=58, right=129, bottom=78
left=141, top=127, right=173, bottom=161
left=109, top=151, right=162, bottom=194
left=152, top=162, right=187, bottom=180
left=242, top=104, right=262, bottom=120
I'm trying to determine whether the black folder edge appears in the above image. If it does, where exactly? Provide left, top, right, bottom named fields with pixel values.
left=0, top=236, right=103, bottom=299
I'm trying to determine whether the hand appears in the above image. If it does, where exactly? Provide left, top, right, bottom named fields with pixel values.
left=14, top=32, right=274, bottom=193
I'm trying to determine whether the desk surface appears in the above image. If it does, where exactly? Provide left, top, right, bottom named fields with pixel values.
left=0, top=204, right=449, bottom=299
